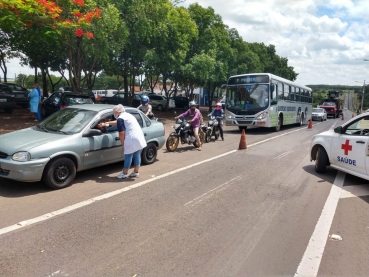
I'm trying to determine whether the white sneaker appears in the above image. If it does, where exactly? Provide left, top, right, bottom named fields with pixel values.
left=117, top=172, right=129, bottom=179
left=129, top=172, right=139, bottom=178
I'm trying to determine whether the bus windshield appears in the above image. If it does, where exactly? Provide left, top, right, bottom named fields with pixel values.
left=226, top=84, right=269, bottom=111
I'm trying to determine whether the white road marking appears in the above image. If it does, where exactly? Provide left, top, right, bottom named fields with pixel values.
left=340, top=185, right=369, bottom=199
left=273, top=150, right=294, bottom=160
left=184, top=176, right=241, bottom=206
left=0, top=125, right=320, bottom=237
left=330, top=120, right=338, bottom=129
left=302, top=140, right=311, bottom=145
left=294, top=171, right=345, bottom=277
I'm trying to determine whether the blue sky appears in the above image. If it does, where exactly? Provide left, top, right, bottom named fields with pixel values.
left=4, top=0, right=369, bottom=86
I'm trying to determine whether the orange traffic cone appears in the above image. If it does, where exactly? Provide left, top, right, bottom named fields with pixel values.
left=238, top=129, right=247, bottom=150
left=308, top=118, right=312, bottom=129
left=342, top=114, right=344, bottom=120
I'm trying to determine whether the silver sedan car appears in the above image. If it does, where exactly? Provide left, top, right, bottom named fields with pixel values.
left=0, top=104, right=165, bottom=189
left=311, top=108, right=327, bottom=121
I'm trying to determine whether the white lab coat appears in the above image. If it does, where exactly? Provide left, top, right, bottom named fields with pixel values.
left=118, top=112, right=147, bottom=155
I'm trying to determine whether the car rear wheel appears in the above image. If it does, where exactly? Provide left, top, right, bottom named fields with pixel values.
left=141, top=143, right=157, bottom=165
left=315, top=147, right=328, bottom=173
left=43, top=157, right=76, bottom=189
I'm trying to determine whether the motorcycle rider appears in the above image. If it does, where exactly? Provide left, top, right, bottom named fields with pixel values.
left=209, top=102, right=224, bottom=140
left=175, top=101, right=202, bottom=151
left=137, top=95, right=154, bottom=119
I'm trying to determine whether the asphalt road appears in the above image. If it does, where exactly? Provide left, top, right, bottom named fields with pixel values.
left=0, top=107, right=368, bottom=276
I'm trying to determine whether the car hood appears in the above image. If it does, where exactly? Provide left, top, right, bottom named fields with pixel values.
left=0, top=127, right=66, bottom=154
left=314, top=129, right=335, bottom=139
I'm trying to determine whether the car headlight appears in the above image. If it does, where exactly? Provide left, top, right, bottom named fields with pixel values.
left=12, top=152, right=31, bottom=162
left=256, top=112, right=268, bottom=120
left=226, top=111, right=235, bottom=119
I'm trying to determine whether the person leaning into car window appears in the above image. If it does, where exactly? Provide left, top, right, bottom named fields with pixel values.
left=101, top=104, right=147, bottom=179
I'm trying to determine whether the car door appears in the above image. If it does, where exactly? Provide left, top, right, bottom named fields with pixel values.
left=148, top=95, right=159, bottom=109
left=330, top=116, right=369, bottom=175
left=43, top=92, right=60, bottom=115
left=81, top=113, right=122, bottom=167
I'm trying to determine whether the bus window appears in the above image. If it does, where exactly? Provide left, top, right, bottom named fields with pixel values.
left=295, top=88, right=301, bottom=102
left=271, top=84, right=277, bottom=104
left=290, top=86, right=295, bottom=102
left=277, top=83, right=283, bottom=100
left=284, top=84, right=290, bottom=101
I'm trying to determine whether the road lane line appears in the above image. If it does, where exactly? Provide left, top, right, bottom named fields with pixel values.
left=0, top=124, right=320, bottom=237
left=294, top=171, right=345, bottom=277
left=340, top=185, right=369, bottom=199
left=302, top=140, right=311, bottom=145
left=184, top=176, right=241, bottom=206
left=273, top=150, right=294, bottom=160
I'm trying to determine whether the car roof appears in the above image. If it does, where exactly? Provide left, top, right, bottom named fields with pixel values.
left=67, top=104, right=139, bottom=113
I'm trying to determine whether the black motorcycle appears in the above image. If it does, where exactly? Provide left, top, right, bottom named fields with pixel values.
left=166, top=116, right=205, bottom=152
left=205, top=115, right=221, bottom=143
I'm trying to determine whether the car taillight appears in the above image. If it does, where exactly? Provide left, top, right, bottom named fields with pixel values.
left=61, top=105, right=67, bottom=109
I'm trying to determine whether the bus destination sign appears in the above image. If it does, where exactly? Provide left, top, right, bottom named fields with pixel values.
left=228, top=75, right=269, bottom=85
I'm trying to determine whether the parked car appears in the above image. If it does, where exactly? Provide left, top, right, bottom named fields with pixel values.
left=100, top=92, right=141, bottom=107
left=171, top=96, right=199, bottom=110
left=310, top=112, right=369, bottom=180
left=0, top=83, right=29, bottom=108
left=0, top=105, right=165, bottom=189
left=0, top=92, right=16, bottom=113
left=63, top=87, right=95, bottom=102
left=147, top=94, right=175, bottom=111
left=41, top=91, right=94, bottom=117
left=311, top=108, right=327, bottom=121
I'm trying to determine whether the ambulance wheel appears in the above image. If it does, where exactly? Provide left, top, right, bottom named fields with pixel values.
left=315, top=146, right=328, bottom=173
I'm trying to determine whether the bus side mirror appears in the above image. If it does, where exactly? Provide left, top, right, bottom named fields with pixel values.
left=270, top=86, right=274, bottom=93
left=271, top=100, right=278, bottom=106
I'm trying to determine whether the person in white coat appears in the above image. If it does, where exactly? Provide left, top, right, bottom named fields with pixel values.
left=103, top=104, right=147, bottom=179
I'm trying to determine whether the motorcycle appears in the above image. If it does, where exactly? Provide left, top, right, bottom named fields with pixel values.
left=205, top=115, right=221, bottom=143
left=166, top=116, right=205, bottom=152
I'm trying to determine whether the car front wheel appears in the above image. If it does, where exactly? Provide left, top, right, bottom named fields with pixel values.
left=43, top=157, right=76, bottom=189
left=141, top=143, right=157, bottom=165
left=315, top=146, right=328, bottom=173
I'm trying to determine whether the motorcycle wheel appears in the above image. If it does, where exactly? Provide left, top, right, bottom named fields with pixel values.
left=205, top=130, right=211, bottom=143
left=166, top=135, right=179, bottom=152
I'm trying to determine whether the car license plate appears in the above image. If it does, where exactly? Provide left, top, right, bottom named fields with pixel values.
left=0, top=99, right=6, bottom=102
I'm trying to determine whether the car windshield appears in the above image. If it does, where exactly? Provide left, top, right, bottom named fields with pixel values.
left=322, top=102, right=335, bottom=106
left=64, top=96, right=93, bottom=105
left=37, top=108, right=97, bottom=134
left=313, top=108, right=324, bottom=113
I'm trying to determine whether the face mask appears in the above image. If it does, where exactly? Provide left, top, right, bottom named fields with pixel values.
left=114, top=113, right=119, bottom=119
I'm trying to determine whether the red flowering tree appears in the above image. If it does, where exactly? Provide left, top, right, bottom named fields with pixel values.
left=0, top=0, right=103, bottom=93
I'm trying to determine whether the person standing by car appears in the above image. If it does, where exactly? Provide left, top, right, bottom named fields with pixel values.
left=209, top=102, right=225, bottom=140
left=102, top=104, right=147, bottom=179
left=137, top=96, right=154, bottom=119
left=175, top=101, right=202, bottom=151
left=28, top=82, right=42, bottom=121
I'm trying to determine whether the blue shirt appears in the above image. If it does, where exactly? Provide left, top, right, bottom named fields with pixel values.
left=117, top=118, right=126, bottom=132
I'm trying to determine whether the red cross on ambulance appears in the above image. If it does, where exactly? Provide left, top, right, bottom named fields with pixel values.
left=341, top=139, right=352, bottom=155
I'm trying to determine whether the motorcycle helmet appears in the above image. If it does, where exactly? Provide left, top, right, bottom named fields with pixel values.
left=216, top=102, right=222, bottom=110
left=189, top=101, right=197, bottom=107
left=141, top=95, right=149, bottom=104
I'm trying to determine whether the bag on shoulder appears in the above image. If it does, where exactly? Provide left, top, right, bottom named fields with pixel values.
left=198, top=109, right=203, bottom=124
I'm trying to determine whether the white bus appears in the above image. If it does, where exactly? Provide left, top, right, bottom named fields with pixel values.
left=224, top=73, right=312, bottom=131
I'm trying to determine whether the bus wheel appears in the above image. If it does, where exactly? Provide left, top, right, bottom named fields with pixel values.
left=238, top=126, right=247, bottom=131
left=274, top=115, right=282, bottom=132
left=299, top=114, right=304, bottom=126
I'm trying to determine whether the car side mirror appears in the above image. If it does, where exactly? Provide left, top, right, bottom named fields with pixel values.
left=83, top=129, right=102, bottom=137
left=334, top=126, right=343, bottom=134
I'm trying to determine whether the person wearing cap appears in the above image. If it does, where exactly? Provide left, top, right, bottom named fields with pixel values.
left=137, top=95, right=154, bottom=119
left=102, top=104, right=147, bottom=179
left=175, top=101, right=202, bottom=151
left=209, top=102, right=225, bottom=140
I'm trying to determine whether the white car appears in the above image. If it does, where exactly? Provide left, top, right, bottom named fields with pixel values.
left=311, top=108, right=327, bottom=121
left=148, top=94, right=176, bottom=111
left=310, top=112, right=369, bottom=180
